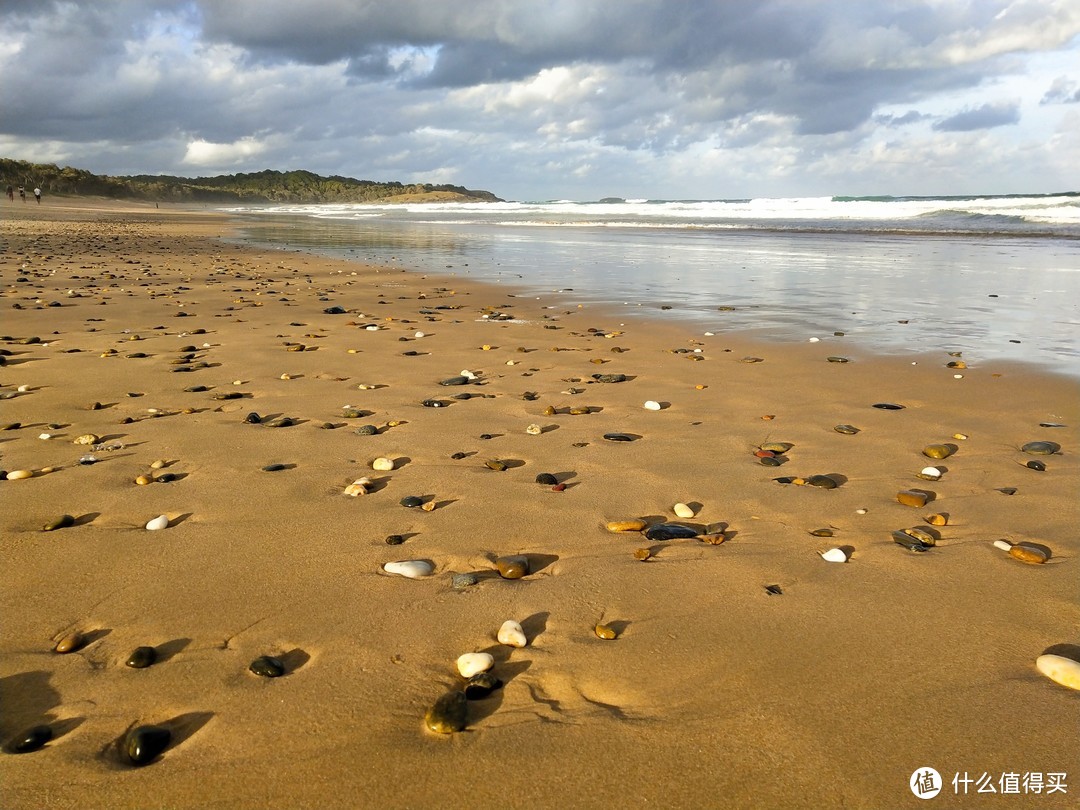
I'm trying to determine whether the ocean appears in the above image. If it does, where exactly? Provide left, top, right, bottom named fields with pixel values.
left=222, top=193, right=1080, bottom=376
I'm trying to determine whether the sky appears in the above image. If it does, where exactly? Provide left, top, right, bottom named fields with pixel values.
left=1, top=0, right=1078, bottom=201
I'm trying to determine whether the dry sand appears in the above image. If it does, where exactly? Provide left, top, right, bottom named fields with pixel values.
left=2, top=198, right=1078, bottom=808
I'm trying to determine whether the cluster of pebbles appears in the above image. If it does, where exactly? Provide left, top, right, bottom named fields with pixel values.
left=1, top=209, right=1077, bottom=777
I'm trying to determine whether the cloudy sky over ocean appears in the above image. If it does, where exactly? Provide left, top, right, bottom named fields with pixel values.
left=2, top=1, right=1078, bottom=200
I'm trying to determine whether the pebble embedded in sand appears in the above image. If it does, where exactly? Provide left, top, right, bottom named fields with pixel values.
left=526, top=423, right=542, bottom=435
left=465, top=672, right=503, bottom=700
left=150, top=459, right=167, bottom=470
left=42, top=514, right=75, bottom=532
left=498, top=620, right=527, bottom=648
left=1003, top=543, right=1048, bottom=564
left=6, top=470, right=34, bottom=480
left=485, top=459, right=508, bottom=471
left=673, top=502, right=695, bottom=518
left=535, top=473, right=558, bottom=485
left=643, top=400, right=662, bottom=411
left=892, top=531, right=933, bottom=552
left=135, top=474, right=154, bottom=485
left=11, top=725, right=53, bottom=753
left=594, top=623, right=618, bottom=640
left=607, top=519, right=647, bottom=533
left=451, top=573, right=479, bottom=589
left=456, top=652, right=494, bottom=678
left=820, top=548, right=848, bottom=563
left=917, top=466, right=942, bottom=481
left=249, top=655, right=286, bottom=677
left=833, top=424, right=860, bottom=435
left=922, top=444, right=955, bottom=459
left=145, top=515, right=169, bottom=531
left=1035, top=654, right=1080, bottom=691
left=925, top=513, right=949, bottom=526
left=807, top=475, right=838, bottom=489
left=634, top=547, right=653, bottom=559
left=897, top=490, right=929, bottom=507
left=72, top=433, right=100, bottom=445
left=645, top=523, right=699, bottom=541
left=344, top=478, right=373, bottom=497
left=126, top=646, right=158, bottom=669
left=899, top=527, right=937, bottom=546
left=124, top=725, right=172, bottom=766
left=496, top=555, right=530, bottom=579
left=425, top=691, right=467, bottom=733
left=383, top=560, right=434, bottom=578
left=1022, top=441, right=1060, bottom=455
left=372, top=457, right=395, bottom=471
left=872, top=402, right=904, bottom=410
left=54, top=631, right=84, bottom=654
left=400, top=496, right=424, bottom=508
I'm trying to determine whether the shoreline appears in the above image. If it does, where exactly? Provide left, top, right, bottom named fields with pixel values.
left=2, top=199, right=1077, bottom=808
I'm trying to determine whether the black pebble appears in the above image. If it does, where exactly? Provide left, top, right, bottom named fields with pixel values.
left=759, top=456, right=783, bottom=467
left=11, top=725, right=52, bottom=753
left=124, top=725, right=172, bottom=766
left=535, top=473, right=558, bottom=485
left=465, top=672, right=503, bottom=700
left=262, top=464, right=287, bottom=472
left=400, top=496, right=424, bottom=508
left=385, top=534, right=405, bottom=545
left=126, top=646, right=157, bottom=669
left=872, top=402, right=904, bottom=410
left=249, top=655, right=285, bottom=678
left=157, top=473, right=177, bottom=483
left=323, top=306, right=346, bottom=314
left=244, top=412, right=262, bottom=424
left=764, top=585, right=783, bottom=596
left=646, top=523, right=699, bottom=541
left=421, top=399, right=445, bottom=408
left=603, top=433, right=636, bottom=442
left=450, top=452, right=468, bottom=460
left=1026, top=460, right=1046, bottom=471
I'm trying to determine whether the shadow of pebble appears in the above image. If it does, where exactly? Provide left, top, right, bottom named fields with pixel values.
left=606, top=619, right=632, bottom=636
left=0, top=671, right=61, bottom=739
left=155, top=638, right=192, bottom=663
left=519, top=612, right=549, bottom=644
left=1042, top=643, right=1080, bottom=660
left=279, top=648, right=311, bottom=674
left=73, top=512, right=100, bottom=526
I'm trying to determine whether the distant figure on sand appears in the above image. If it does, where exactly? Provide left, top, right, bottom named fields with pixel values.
left=18, top=185, right=25, bottom=202
left=6, top=185, right=12, bottom=201
left=34, top=187, right=41, bottom=203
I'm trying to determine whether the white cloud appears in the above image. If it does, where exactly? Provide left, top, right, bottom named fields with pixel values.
left=183, top=136, right=271, bottom=166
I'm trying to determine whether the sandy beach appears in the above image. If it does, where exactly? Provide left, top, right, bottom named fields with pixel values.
left=1, top=198, right=1077, bottom=808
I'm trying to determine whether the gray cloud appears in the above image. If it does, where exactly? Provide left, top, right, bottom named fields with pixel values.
left=1041, top=76, right=1080, bottom=104
left=933, top=100, right=1022, bottom=131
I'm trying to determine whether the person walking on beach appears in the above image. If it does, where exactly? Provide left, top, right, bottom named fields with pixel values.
left=18, top=185, right=25, bottom=202
left=6, top=185, right=12, bottom=202
left=33, top=187, right=41, bottom=203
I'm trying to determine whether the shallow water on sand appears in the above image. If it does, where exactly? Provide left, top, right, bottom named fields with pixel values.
left=228, top=212, right=1080, bottom=376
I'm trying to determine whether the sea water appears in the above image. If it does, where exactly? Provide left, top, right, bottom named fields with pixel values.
left=222, top=194, right=1080, bottom=376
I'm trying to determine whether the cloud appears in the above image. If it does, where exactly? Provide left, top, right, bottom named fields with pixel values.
left=182, top=136, right=271, bottom=166
left=875, top=110, right=933, bottom=127
left=1041, top=75, right=1080, bottom=104
left=933, top=100, right=1022, bottom=131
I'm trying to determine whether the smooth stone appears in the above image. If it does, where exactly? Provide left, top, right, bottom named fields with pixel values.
left=592, top=373, right=627, bottom=383
left=262, top=464, right=288, bottom=472
left=244, top=412, right=262, bottom=424
left=594, top=623, right=618, bottom=640
left=643, top=400, right=662, bottom=411
left=606, top=519, right=647, bottom=533
left=603, top=433, right=636, bottom=442
left=807, top=475, right=838, bottom=489
left=1009, top=544, right=1048, bottom=564
left=54, top=631, right=84, bottom=654
left=42, top=514, right=75, bottom=532
left=465, top=672, right=503, bottom=700
left=425, top=691, right=467, bottom=733
left=342, top=407, right=364, bottom=419
left=498, top=620, right=527, bottom=648
left=761, top=442, right=793, bottom=453
left=634, top=547, right=653, bottom=559
left=892, top=531, right=932, bottom=552
left=917, top=466, right=942, bottom=481
left=249, top=655, right=285, bottom=677
left=1026, top=460, right=1046, bottom=471
left=826, top=356, right=849, bottom=363
left=896, top=490, right=929, bottom=507
left=400, top=496, right=424, bottom=508
left=372, top=457, right=395, bottom=471
left=645, top=523, right=699, bottom=541
left=145, top=515, right=169, bottom=531
left=383, top=560, right=434, bottom=578
left=135, top=474, right=154, bottom=485
left=535, top=473, right=558, bottom=485
left=150, top=459, right=167, bottom=469
left=440, top=376, right=470, bottom=386
left=451, top=573, right=479, bottom=589
left=926, top=513, right=949, bottom=526
left=384, top=534, right=405, bottom=546
left=740, top=356, right=764, bottom=363
left=485, top=459, right=508, bottom=471
left=456, top=652, right=494, bottom=678
left=820, top=548, right=848, bottom=563
left=569, top=406, right=592, bottom=415
left=72, top=433, right=100, bottom=445
left=496, top=555, right=530, bottom=579
left=526, top=423, right=543, bottom=435
left=12, top=725, right=53, bottom=753
left=872, top=402, right=904, bottom=410
left=6, top=469, right=34, bottom=480
left=673, top=502, right=695, bottom=518
left=810, top=528, right=834, bottom=537
left=1022, top=441, right=1060, bottom=455
left=126, top=646, right=157, bottom=669
left=993, top=539, right=1013, bottom=552
left=421, top=399, right=445, bottom=408
left=833, top=424, right=860, bottom=435
left=1035, top=654, right=1080, bottom=691
left=922, top=444, right=955, bottom=459
left=900, top=527, right=937, bottom=546
left=124, top=725, right=172, bottom=766
left=698, top=533, right=727, bottom=545
left=759, top=456, right=782, bottom=467
left=542, top=405, right=557, bottom=416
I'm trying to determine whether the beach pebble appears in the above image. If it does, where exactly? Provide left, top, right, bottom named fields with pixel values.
left=594, top=623, right=618, bottom=640
left=643, top=400, right=662, bottom=411
left=11, top=725, right=53, bottom=754
left=634, top=547, right=653, bottom=560
left=150, top=459, right=167, bottom=469
left=384, top=534, right=405, bottom=546
left=922, top=444, right=955, bottom=459
left=526, top=423, right=543, bottom=435
left=42, top=514, right=75, bottom=532
left=607, top=519, right=647, bottom=533
left=498, top=620, right=527, bottom=648
left=917, top=466, right=942, bottom=481
left=496, top=555, right=530, bottom=579
left=1022, top=441, right=1060, bottom=455
left=820, top=548, right=848, bottom=563
left=673, top=502, right=695, bottom=518
left=833, top=424, right=860, bottom=435
left=1035, top=655, right=1080, bottom=691
left=425, top=691, right=467, bottom=733
left=1026, top=460, right=1046, bottom=471
left=456, top=652, right=494, bottom=678
left=1008, top=544, right=1049, bottom=564
left=344, top=478, right=373, bottom=497
left=872, top=402, right=904, bottom=410
left=72, top=433, right=100, bottom=445
left=645, top=523, right=699, bottom=541
left=926, top=513, right=949, bottom=526
left=124, top=725, right=172, bottom=766
left=249, top=655, right=286, bottom=677
left=5, top=469, right=34, bottom=480
left=54, top=631, right=84, bottom=654
left=892, top=532, right=933, bottom=552
left=135, top=474, right=154, bottom=485
left=485, top=459, right=508, bottom=471
left=145, top=515, right=169, bottom=531
left=451, top=573, right=479, bottom=589
left=383, top=560, right=434, bottom=579
left=535, top=473, right=558, bottom=485
left=603, top=433, right=636, bottom=442
left=372, top=457, right=395, bottom=471
left=126, top=646, right=158, bottom=669
left=400, top=496, right=424, bottom=508
left=896, top=490, right=929, bottom=508
left=465, top=672, right=503, bottom=700
left=807, top=475, right=838, bottom=489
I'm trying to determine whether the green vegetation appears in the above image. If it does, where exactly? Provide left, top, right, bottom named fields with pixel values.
left=0, top=159, right=501, bottom=203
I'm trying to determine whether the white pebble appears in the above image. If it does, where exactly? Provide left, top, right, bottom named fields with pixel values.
left=993, top=540, right=1013, bottom=552
left=497, top=620, right=528, bottom=648
left=820, top=548, right=848, bottom=563
left=643, top=400, right=662, bottom=411
left=17, top=385, right=30, bottom=392
left=372, top=457, right=395, bottom=471
left=460, top=370, right=478, bottom=380
left=344, top=478, right=372, bottom=496
left=1035, top=654, right=1080, bottom=690
left=365, top=325, right=380, bottom=331
left=526, top=423, right=542, bottom=435
left=703, top=331, right=714, bottom=336
left=5, top=469, right=34, bottom=480
left=919, top=466, right=942, bottom=480
left=505, top=360, right=517, bottom=365
left=38, top=433, right=54, bottom=440
left=855, top=508, right=868, bottom=515
left=233, top=380, right=243, bottom=385
left=673, top=502, right=695, bottom=518
left=383, top=560, right=433, bottom=579
left=808, top=337, right=820, bottom=342
left=414, top=331, right=425, bottom=338
left=145, top=515, right=169, bottom=531
left=456, top=652, right=494, bottom=678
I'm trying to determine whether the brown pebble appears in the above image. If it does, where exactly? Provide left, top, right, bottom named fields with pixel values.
left=698, top=533, right=727, bottom=545
left=925, top=513, right=949, bottom=526
left=1009, top=544, right=1048, bottom=564
left=606, top=519, right=647, bottom=533
left=594, top=623, right=618, bottom=640
left=897, top=490, right=929, bottom=507
left=633, top=548, right=652, bottom=560
left=54, top=631, right=84, bottom=654
left=495, top=555, right=530, bottom=579
left=135, top=474, right=154, bottom=486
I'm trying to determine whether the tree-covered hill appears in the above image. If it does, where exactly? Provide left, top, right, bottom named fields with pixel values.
left=0, top=159, right=502, bottom=203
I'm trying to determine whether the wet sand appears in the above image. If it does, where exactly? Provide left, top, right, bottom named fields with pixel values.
left=2, top=198, right=1078, bottom=808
